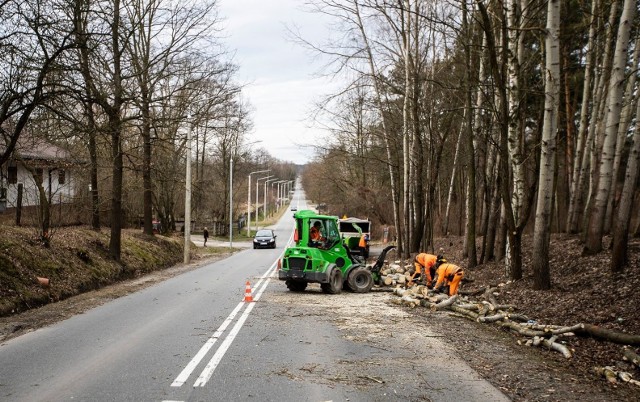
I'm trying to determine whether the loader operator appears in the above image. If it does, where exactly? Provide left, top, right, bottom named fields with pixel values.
left=433, top=263, right=464, bottom=296
left=310, top=221, right=324, bottom=242
left=408, top=253, right=440, bottom=287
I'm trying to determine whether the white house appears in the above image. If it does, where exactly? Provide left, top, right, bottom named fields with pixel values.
left=0, top=136, right=80, bottom=212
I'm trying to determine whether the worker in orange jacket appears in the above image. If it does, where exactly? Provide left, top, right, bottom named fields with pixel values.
left=433, top=263, right=464, bottom=296
left=408, top=253, right=441, bottom=287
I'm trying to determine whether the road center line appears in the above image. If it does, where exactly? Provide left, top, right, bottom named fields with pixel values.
left=170, top=302, right=245, bottom=387
left=193, top=260, right=278, bottom=387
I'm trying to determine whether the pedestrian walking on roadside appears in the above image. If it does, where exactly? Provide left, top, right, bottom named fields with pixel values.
left=203, top=227, right=209, bottom=246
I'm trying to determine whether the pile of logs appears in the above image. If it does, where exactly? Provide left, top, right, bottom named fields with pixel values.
left=379, top=263, right=412, bottom=286
left=378, top=262, right=640, bottom=387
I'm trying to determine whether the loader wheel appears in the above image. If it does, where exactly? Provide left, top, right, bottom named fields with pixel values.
left=347, top=267, right=373, bottom=293
left=321, top=267, right=343, bottom=294
left=286, top=280, right=307, bottom=292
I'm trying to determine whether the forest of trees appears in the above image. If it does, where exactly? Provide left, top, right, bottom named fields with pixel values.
left=299, top=0, right=639, bottom=288
left=0, top=0, right=296, bottom=261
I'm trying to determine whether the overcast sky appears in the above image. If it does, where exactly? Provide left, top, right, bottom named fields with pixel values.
left=218, top=0, right=338, bottom=165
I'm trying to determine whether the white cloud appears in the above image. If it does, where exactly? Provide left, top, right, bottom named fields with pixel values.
left=218, top=0, right=341, bottom=165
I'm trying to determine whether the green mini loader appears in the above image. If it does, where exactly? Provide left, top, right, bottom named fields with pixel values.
left=278, top=209, right=395, bottom=294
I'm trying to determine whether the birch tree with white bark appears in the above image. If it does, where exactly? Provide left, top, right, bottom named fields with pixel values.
left=585, top=0, right=636, bottom=254
left=532, top=0, right=560, bottom=290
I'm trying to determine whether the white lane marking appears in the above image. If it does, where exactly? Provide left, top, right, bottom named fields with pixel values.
left=193, top=300, right=257, bottom=387
left=171, top=302, right=245, bottom=387
left=193, top=261, right=277, bottom=387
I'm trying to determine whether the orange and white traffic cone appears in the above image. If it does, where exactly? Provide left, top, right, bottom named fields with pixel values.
left=244, top=281, right=254, bottom=302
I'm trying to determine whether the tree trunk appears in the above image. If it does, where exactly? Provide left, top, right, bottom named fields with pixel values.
left=610, top=95, right=640, bottom=272
left=566, top=0, right=599, bottom=233
left=476, top=0, right=522, bottom=279
left=532, top=0, right=560, bottom=290
left=581, top=0, right=620, bottom=242
left=353, top=2, right=403, bottom=257
left=401, top=0, right=412, bottom=258
left=108, top=0, right=124, bottom=262
left=75, top=0, right=101, bottom=230
left=485, top=167, right=502, bottom=261
left=443, top=121, right=464, bottom=236
left=585, top=0, right=635, bottom=254
left=463, top=0, right=477, bottom=268
left=142, top=96, right=154, bottom=236
left=604, top=36, right=640, bottom=233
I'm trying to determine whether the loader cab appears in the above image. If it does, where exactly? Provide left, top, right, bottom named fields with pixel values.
left=295, top=212, right=340, bottom=250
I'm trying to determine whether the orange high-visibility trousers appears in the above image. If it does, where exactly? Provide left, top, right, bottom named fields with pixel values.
left=448, top=271, right=464, bottom=295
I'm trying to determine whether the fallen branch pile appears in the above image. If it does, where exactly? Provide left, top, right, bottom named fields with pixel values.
left=380, top=263, right=640, bottom=387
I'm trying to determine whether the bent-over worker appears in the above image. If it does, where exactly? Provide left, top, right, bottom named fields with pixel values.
left=409, top=253, right=439, bottom=287
left=433, top=263, right=464, bottom=296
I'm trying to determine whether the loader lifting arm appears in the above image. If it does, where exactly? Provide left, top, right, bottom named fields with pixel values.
left=368, top=245, right=396, bottom=276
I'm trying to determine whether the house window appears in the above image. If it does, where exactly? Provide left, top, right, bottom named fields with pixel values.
left=34, top=168, right=43, bottom=184
left=8, top=166, right=17, bottom=184
left=59, top=169, right=66, bottom=184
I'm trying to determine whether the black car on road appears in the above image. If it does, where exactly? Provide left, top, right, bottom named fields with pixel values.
left=253, top=229, right=277, bottom=249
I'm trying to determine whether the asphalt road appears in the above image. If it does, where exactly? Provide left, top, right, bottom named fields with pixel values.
left=0, top=188, right=509, bottom=402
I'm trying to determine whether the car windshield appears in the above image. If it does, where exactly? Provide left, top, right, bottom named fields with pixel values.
left=255, top=230, right=272, bottom=237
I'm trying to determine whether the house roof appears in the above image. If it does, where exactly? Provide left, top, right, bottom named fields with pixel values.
left=2, top=134, right=84, bottom=166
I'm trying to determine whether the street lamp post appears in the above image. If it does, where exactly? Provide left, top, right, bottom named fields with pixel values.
left=275, top=180, right=286, bottom=211
left=270, top=180, right=282, bottom=215
left=264, top=178, right=279, bottom=220
left=247, top=169, right=270, bottom=236
left=255, top=175, right=272, bottom=231
left=229, top=157, right=233, bottom=247
left=184, top=116, right=193, bottom=264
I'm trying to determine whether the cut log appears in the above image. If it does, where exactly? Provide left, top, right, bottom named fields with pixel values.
left=531, top=336, right=572, bottom=358
left=476, top=312, right=528, bottom=323
left=499, top=321, right=546, bottom=337
left=393, top=288, right=411, bottom=297
left=401, top=295, right=419, bottom=308
left=548, top=324, right=585, bottom=336
left=617, top=371, right=640, bottom=387
left=449, top=305, right=480, bottom=320
left=383, top=276, right=393, bottom=286
left=483, top=287, right=499, bottom=307
left=576, top=324, right=640, bottom=346
left=623, top=347, right=640, bottom=368
left=458, top=287, right=486, bottom=296
left=456, top=303, right=481, bottom=311
left=594, top=366, right=640, bottom=386
left=478, top=313, right=507, bottom=323
left=593, top=366, right=618, bottom=384
left=433, top=295, right=458, bottom=311
left=419, top=299, right=434, bottom=308
left=371, top=287, right=395, bottom=292
left=505, top=313, right=529, bottom=323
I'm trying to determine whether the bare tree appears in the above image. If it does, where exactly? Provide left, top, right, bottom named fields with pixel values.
left=532, top=0, right=561, bottom=290
left=124, top=0, right=221, bottom=235
left=0, top=0, right=75, bottom=166
left=585, top=0, right=636, bottom=254
left=610, top=95, right=640, bottom=272
left=566, top=0, right=600, bottom=234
